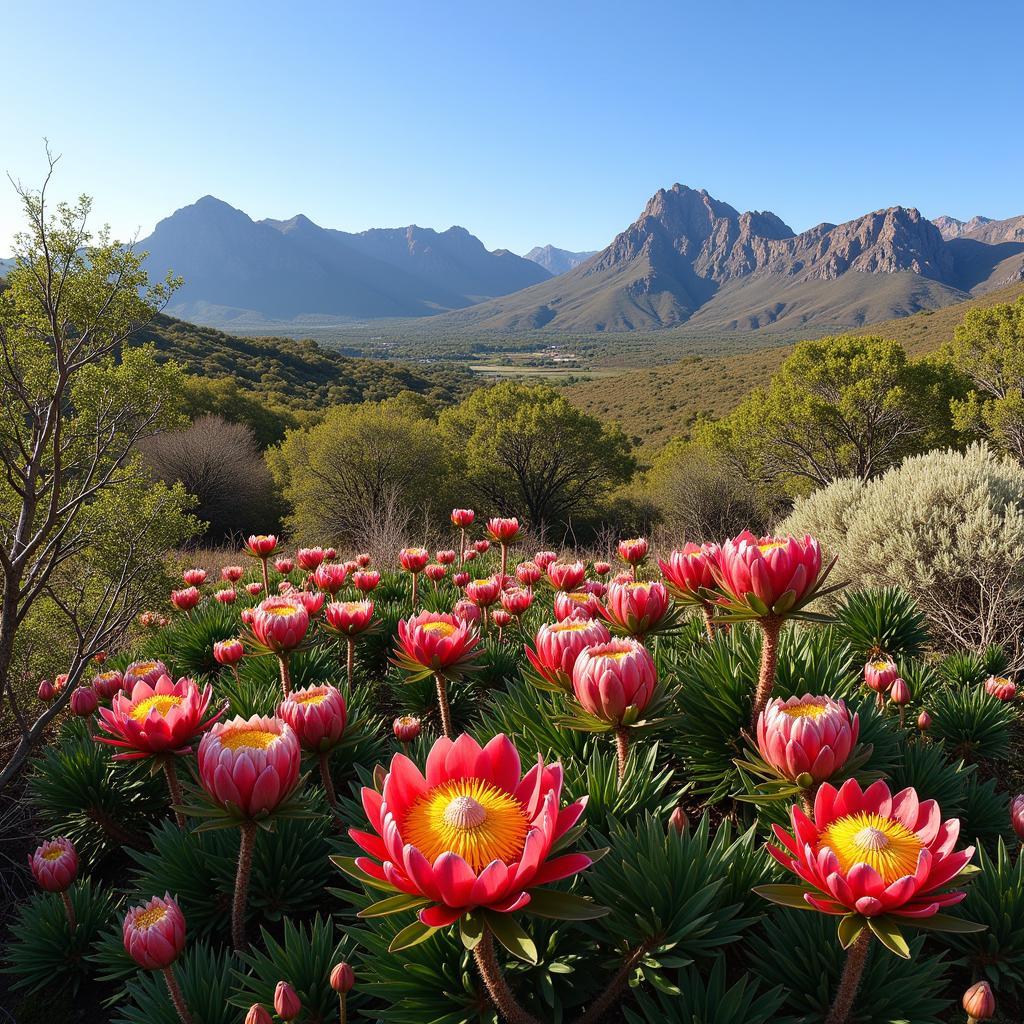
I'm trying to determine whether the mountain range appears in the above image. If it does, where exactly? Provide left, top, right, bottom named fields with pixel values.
left=524, top=245, right=599, bottom=275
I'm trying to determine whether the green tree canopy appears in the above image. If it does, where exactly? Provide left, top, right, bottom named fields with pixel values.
left=438, top=381, right=635, bottom=531
left=945, top=296, right=1024, bottom=463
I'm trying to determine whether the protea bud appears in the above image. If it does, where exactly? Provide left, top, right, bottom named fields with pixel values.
left=890, top=677, right=911, bottom=705
left=215, top=588, right=237, bottom=604
left=170, top=587, right=201, bottom=612
left=492, top=608, right=512, bottom=628
left=222, top=565, right=244, bottom=582
left=356, top=552, right=371, bottom=567
left=436, top=549, right=457, bottom=565
left=70, top=686, right=98, bottom=717
left=668, top=806, right=689, bottom=836
left=1011, top=794, right=1024, bottom=842
left=453, top=571, right=470, bottom=588
left=516, top=561, right=542, bottom=586
left=182, top=568, right=207, bottom=587
left=962, top=980, right=996, bottom=1021
left=38, top=679, right=55, bottom=702
left=330, top=961, right=355, bottom=994
left=424, top=563, right=447, bottom=583
left=246, top=582, right=264, bottom=597
left=274, top=558, right=295, bottom=574
left=393, top=714, right=421, bottom=744
left=917, top=709, right=932, bottom=731
left=213, top=639, right=245, bottom=667
left=534, top=551, right=558, bottom=569
left=473, top=539, right=491, bottom=554
left=245, top=1005, right=273, bottom=1024
left=274, top=981, right=302, bottom=1021
left=593, top=560, right=611, bottom=576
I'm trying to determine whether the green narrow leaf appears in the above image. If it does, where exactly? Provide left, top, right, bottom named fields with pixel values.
left=902, top=913, right=987, bottom=934
left=357, top=893, right=429, bottom=918
left=867, top=916, right=911, bottom=959
left=388, top=919, right=438, bottom=952
left=524, top=889, right=609, bottom=921
left=837, top=913, right=865, bottom=949
left=330, top=855, right=400, bottom=894
left=483, top=912, right=539, bottom=964
left=752, top=884, right=815, bottom=910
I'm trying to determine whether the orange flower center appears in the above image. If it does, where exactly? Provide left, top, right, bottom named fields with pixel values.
left=132, top=662, right=158, bottom=675
left=421, top=621, right=456, bottom=637
left=41, top=846, right=65, bottom=861
left=265, top=604, right=299, bottom=617
left=219, top=727, right=278, bottom=751
left=758, top=540, right=787, bottom=552
left=553, top=622, right=590, bottom=632
left=134, top=905, right=168, bottom=929
left=293, top=691, right=328, bottom=706
left=781, top=701, right=829, bottom=719
left=131, top=694, right=183, bottom=720
left=818, top=812, right=922, bottom=884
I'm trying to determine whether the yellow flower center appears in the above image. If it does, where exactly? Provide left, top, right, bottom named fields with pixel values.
left=341, top=602, right=365, bottom=613
left=599, top=649, right=631, bottom=661
left=219, top=727, right=278, bottom=751
left=553, top=622, right=589, bottom=632
left=134, top=905, right=168, bottom=929
left=421, top=621, right=456, bottom=637
left=758, top=540, right=787, bottom=552
left=568, top=592, right=591, bottom=603
left=293, top=691, right=327, bottom=706
left=818, top=812, right=923, bottom=884
left=781, top=701, right=828, bottom=719
left=265, top=604, right=299, bottom=617
left=130, top=694, right=184, bottom=720
left=41, top=846, right=65, bottom=861
left=132, top=662, right=158, bottom=675
left=871, top=659, right=893, bottom=671
left=402, top=778, right=529, bottom=871
left=397, top=715, right=417, bottom=727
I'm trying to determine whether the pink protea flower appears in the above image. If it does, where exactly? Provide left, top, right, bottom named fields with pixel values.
left=984, top=675, right=1017, bottom=701
left=400, top=547, right=430, bottom=573
left=124, top=660, right=169, bottom=688
left=473, top=539, right=491, bottom=554
left=274, top=557, right=295, bottom=574
left=501, top=588, right=534, bottom=616
left=714, top=531, right=827, bottom=619
left=487, top=517, right=520, bottom=543
left=197, top=715, right=302, bottom=818
left=572, top=639, right=657, bottom=725
left=436, top=549, right=457, bottom=566
left=183, top=568, right=207, bottom=587
left=278, top=684, right=347, bottom=753
left=356, top=552, right=371, bottom=567
left=213, top=639, right=245, bottom=666
left=465, top=577, right=501, bottom=607
left=29, top=837, right=78, bottom=892
left=766, top=778, right=974, bottom=919
left=241, top=607, right=256, bottom=626
left=617, top=537, right=648, bottom=566
left=250, top=596, right=310, bottom=653
left=92, top=669, right=124, bottom=700
left=313, top=562, right=348, bottom=594
left=345, top=733, right=593, bottom=928
left=582, top=579, right=608, bottom=599
left=246, top=582, right=264, bottom=597
left=864, top=657, right=899, bottom=695
left=593, top=561, right=611, bottom=577
left=96, top=675, right=223, bottom=760
left=274, top=982, right=302, bottom=1021
left=601, top=580, right=671, bottom=636
left=123, top=893, right=186, bottom=969
left=70, top=686, right=98, bottom=717
left=170, top=587, right=201, bottom=612
left=516, top=561, right=543, bottom=586
left=215, top=588, right=237, bottom=604
left=534, top=551, right=558, bottom=570
left=352, top=570, right=381, bottom=593
left=222, top=565, right=244, bottom=582
left=37, top=679, right=56, bottom=702
left=325, top=547, right=338, bottom=561
left=297, top=547, right=326, bottom=571
left=554, top=589, right=603, bottom=622
left=451, top=508, right=475, bottom=528
left=245, top=535, right=280, bottom=558
left=757, top=694, right=859, bottom=785
left=324, top=600, right=375, bottom=636
left=393, top=714, right=422, bottom=744
left=424, top=563, right=447, bottom=583
left=658, top=543, right=721, bottom=602
left=394, top=611, right=480, bottom=679
left=525, top=619, right=612, bottom=692
left=547, top=560, right=586, bottom=592
left=452, top=571, right=471, bottom=588
left=492, top=608, right=512, bottom=628
left=462, top=549, right=478, bottom=563
left=453, top=599, right=482, bottom=626
left=1011, top=794, right=1024, bottom=842
left=296, top=590, right=325, bottom=616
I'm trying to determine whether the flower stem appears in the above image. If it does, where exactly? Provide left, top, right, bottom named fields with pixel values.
left=346, top=638, right=355, bottom=688
left=162, top=965, right=194, bottom=1024
left=232, top=821, right=257, bottom=952
left=472, top=929, right=539, bottom=1024
left=826, top=930, right=870, bottom=1024
left=701, top=603, right=716, bottom=641
left=60, top=890, right=77, bottom=931
left=338, top=994, right=347, bottom=1024
left=412, top=573, right=418, bottom=608
left=500, top=543, right=508, bottom=581
left=319, top=751, right=337, bottom=808
left=800, top=789, right=815, bottom=816
left=577, top=941, right=652, bottom=1024
left=614, top=728, right=630, bottom=784
left=260, top=557, right=270, bottom=594
left=751, top=616, right=782, bottom=731
left=162, top=759, right=186, bottom=829
left=278, top=654, right=292, bottom=697
left=435, top=673, right=453, bottom=738
left=459, top=527, right=466, bottom=567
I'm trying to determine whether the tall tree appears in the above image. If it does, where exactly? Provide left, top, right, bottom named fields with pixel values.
left=0, top=155, right=198, bottom=789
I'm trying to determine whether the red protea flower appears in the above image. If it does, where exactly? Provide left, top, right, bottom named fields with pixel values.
left=37, top=679, right=56, bottom=702
left=757, top=694, right=859, bottom=786
left=657, top=543, right=721, bottom=602
left=465, top=577, right=501, bottom=607
left=617, top=537, right=649, bottom=567
left=525, top=619, right=611, bottom=693
left=29, top=837, right=78, bottom=892
left=197, top=715, right=302, bottom=818
left=425, top=563, right=447, bottom=583
left=274, top=982, right=302, bottom=1022
left=343, top=733, right=594, bottom=930
left=325, top=547, right=338, bottom=560
left=278, top=684, right=347, bottom=753
left=274, top=557, right=295, bottom=574
left=593, top=560, right=611, bottom=576
left=183, top=568, right=207, bottom=587
left=251, top=596, right=310, bottom=653
left=554, top=590, right=603, bottom=622
left=215, top=588, right=237, bottom=604
left=400, top=547, right=430, bottom=573
left=245, top=535, right=280, bottom=558
left=462, top=549, right=478, bottom=563
left=394, top=611, right=480, bottom=679
left=473, top=539, right=491, bottom=554
left=97, top=675, right=223, bottom=760
left=516, top=561, right=542, bottom=586
left=356, top=552, right=371, bottom=567
left=297, top=546, right=327, bottom=571
left=352, top=570, right=381, bottom=593
left=492, top=608, right=512, bottom=629
left=123, top=894, right=186, bottom=971
left=547, top=560, right=586, bottom=592
left=246, top=582, right=264, bottom=597
left=393, top=714, right=422, bottom=744
left=124, top=660, right=170, bottom=689
left=487, top=517, right=520, bottom=543
left=313, top=562, right=348, bottom=594
left=436, top=549, right=457, bottom=565
left=451, top=508, right=475, bottom=528
left=296, top=590, right=325, bottom=615
left=453, top=599, right=482, bottom=626
left=864, top=657, right=899, bottom=695
left=222, top=565, right=244, bottom=582
left=534, top=551, right=558, bottom=570
left=501, top=588, right=533, bottom=617
left=984, top=675, right=1017, bottom=701
left=70, top=686, right=98, bottom=717
left=92, top=669, right=124, bottom=700
left=764, top=778, right=976, bottom=933
left=601, top=580, right=672, bottom=637
left=572, top=639, right=657, bottom=726
left=325, top=599, right=375, bottom=636
left=170, top=587, right=201, bottom=612
left=330, top=962, right=355, bottom=994
left=582, top=579, right=608, bottom=598
left=1011, top=794, right=1024, bottom=841
left=453, top=571, right=470, bottom=588
left=214, top=639, right=245, bottom=667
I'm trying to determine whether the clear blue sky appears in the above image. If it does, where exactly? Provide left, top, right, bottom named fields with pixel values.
left=2, top=0, right=1021, bottom=256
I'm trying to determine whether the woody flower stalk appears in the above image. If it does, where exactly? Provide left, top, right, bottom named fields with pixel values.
left=245, top=534, right=280, bottom=593
left=250, top=596, right=310, bottom=697
left=487, top=517, right=521, bottom=580
left=324, top=600, right=376, bottom=686
left=123, top=895, right=191, bottom=1024
left=658, top=542, right=722, bottom=640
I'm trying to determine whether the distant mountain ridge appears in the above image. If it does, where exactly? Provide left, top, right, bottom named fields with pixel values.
left=935, top=213, right=1024, bottom=244
left=524, top=245, right=598, bottom=275
left=139, top=197, right=550, bottom=327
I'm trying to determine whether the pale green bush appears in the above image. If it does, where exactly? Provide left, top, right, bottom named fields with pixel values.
left=782, top=445, right=1024, bottom=662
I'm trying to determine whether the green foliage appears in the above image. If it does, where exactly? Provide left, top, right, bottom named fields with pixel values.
left=961, top=773, right=1017, bottom=850
left=835, top=586, right=929, bottom=660
left=438, top=381, right=635, bottom=530
left=475, top=685, right=589, bottom=763
left=886, top=737, right=968, bottom=816
left=1, top=880, right=120, bottom=996
left=747, top=908, right=952, bottom=1023
left=623, top=957, right=786, bottom=1024
left=147, top=600, right=240, bottom=677
left=939, top=650, right=987, bottom=688
left=928, top=683, right=1014, bottom=762
left=388, top=669, right=479, bottom=735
